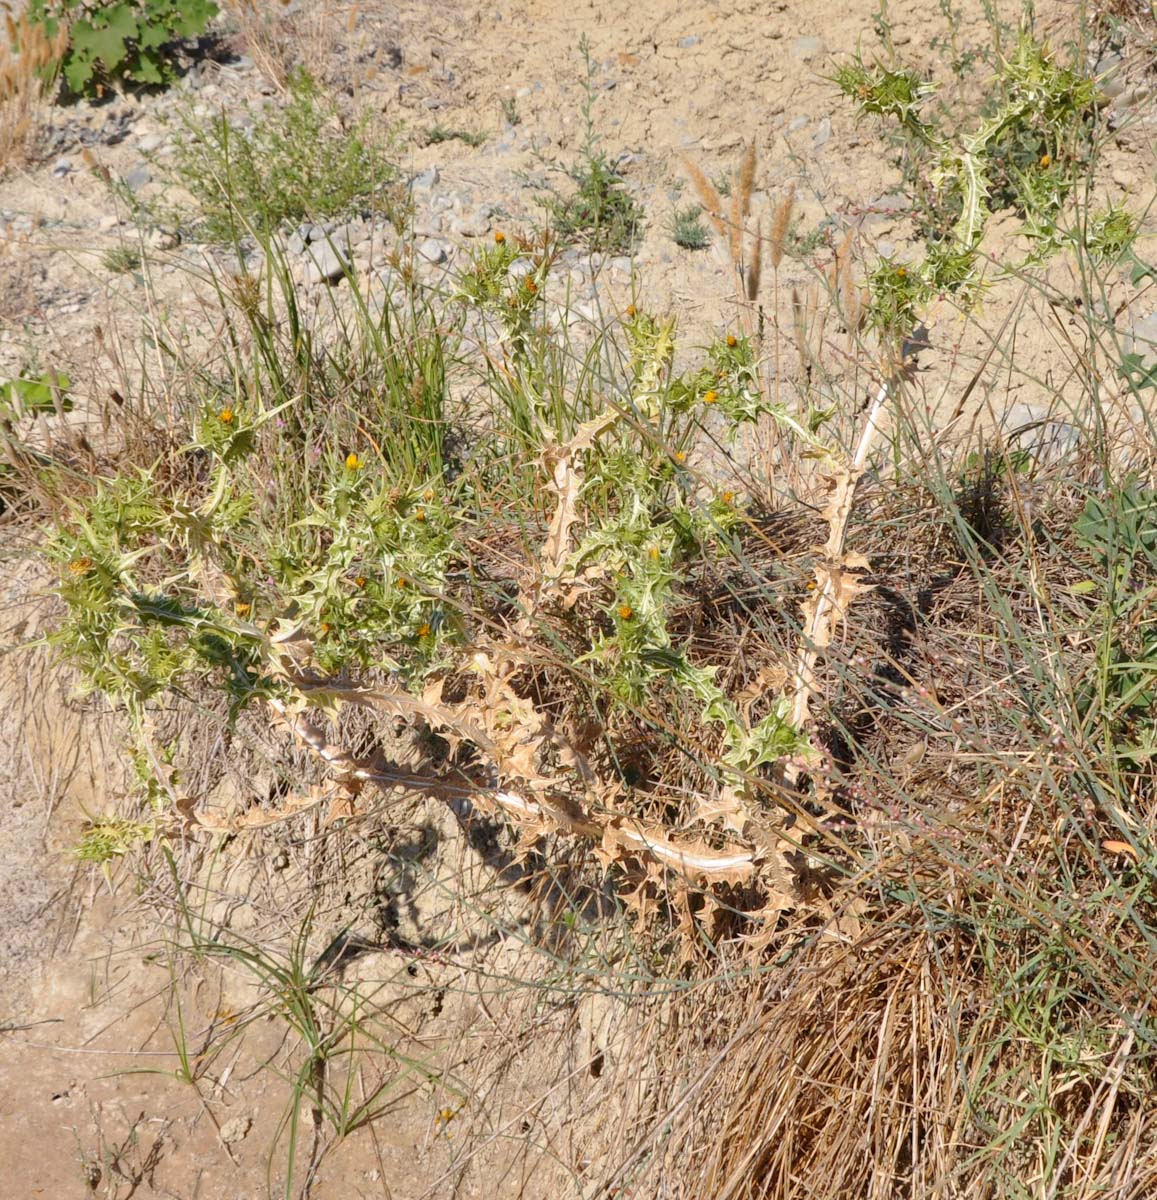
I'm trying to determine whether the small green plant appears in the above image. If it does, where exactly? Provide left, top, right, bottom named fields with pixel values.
left=499, top=95, right=520, bottom=126
left=27, top=0, right=218, bottom=97
left=1075, top=483, right=1157, bottom=761
left=0, top=368, right=72, bottom=420
left=669, top=204, right=710, bottom=250
left=423, top=125, right=486, bottom=148
left=540, top=36, right=644, bottom=255
left=164, top=68, right=398, bottom=240
left=73, top=815, right=156, bottom=871
left=100, top=245, right=140, bottom=274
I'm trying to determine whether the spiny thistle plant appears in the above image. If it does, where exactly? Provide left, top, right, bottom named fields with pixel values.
left=834, top=29, right=1111, bottom=341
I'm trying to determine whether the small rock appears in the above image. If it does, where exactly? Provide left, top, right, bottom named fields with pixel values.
left=677, top=35, right=701, bottom=49
left=788, top=116, right=808, bottom=133
left=417, top=237, right=450, bottom=265
left=450, top=210, right=491, bottom=237
left=219, top=1116, right=252, bottom=1146
left=136, top=133, right=164, bottom=153
left=607, top=256, right=632, bottom=278
left=508, top=257, right=535, bottom=279
left=1125, top=311, right=1157, bottom=361
left=409, top=167, right=439, bottom=196
left=790, top=35, right=826, bottom=62
left=812, top=117, right=832, bottom=149
left=413, top=215, right=444, bottom=237
left=303, top=240, right=351, bottom=285
left=123, top=163, right=152, bottom=192
left=287, top=230, right=306, bottom=255
left=51, top=158, right=72, bottom=178
left=147, top=226, right=180, bottom=251
left=1002, top=402, right=1079, bottom=464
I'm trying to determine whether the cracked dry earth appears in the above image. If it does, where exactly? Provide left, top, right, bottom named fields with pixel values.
left=1, top=0, right=1156, bottom=1196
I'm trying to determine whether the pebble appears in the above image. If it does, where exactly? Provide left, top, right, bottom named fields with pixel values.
left=508, top=257, right=535, bottom=279
left=790, top=36, right=826, bottom=62
left=450, top=210, right=491, bottom=237
left=812, top=117, right=832, bottom=149
left=123, top=163, right=152, bottom=192
left=147, top=226, right=180, bottom=251
left=677, top=35, right=701, bottom=49
left=409, top=166, right=439, bottom=198
left=417, top=237, right=450, bottom=265
left=136, top=133, right=164, bottom=153
left=51, top=158, right=72, bottom=178
left=788, top=116, right=808, bottom=133
left=303, top=240, right=351, bottom=285
left=1001, top=402, right=1080, bottom=463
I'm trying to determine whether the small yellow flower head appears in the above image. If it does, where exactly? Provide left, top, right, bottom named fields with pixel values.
left=68, top=556, right=95, bottom=575
left=234, top=601, right=251, bottom=616
left=626, top=303, right=637, bottom=318
left=726, top=333, right=738, bottom=347
left=345, top=452, right=364, bottom=471
left=673, top=450, right=686, bottom=464
left=422, top=488, right=435, bottom=503
left=524, top=278, right=538, bottom=294
left=494, top=231, right=506, bottom=244
left=1040, top=152, right=1051, bottom=168
left=415, top=508, right=427, bottom=523
left=617, top=604, right=634, bottom=621
left=896, top=267, right=907, bottom=279
left=320, top=621, right=333, bottom=634
left=648, top=546, right=660, bottom=560
left=417, top=622, right=432, bottom=637
left=722, top=490, right=735, bottom=504
left=703, top=390, right=718, bottom=405
left=354, top=576, right=366, bottom=589
left=396, top=576, right=409, bottom=589
left=219, top=407, right=235, bottom=424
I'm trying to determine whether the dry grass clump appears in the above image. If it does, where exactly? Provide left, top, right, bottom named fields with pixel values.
left=0, top=11, right=66, bottom=175
left=581, top=442, right=1157, bottom=1198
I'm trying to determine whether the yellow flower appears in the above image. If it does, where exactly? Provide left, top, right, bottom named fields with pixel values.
left=648, top=546, right=660, bottom=560
left=320, top=621, right=333, bottom=634
left=494, top=231, right=506, bottom=244
left=417, top=622, right=431, bottom=637
left=234, top=601, right=251, bottom=616
left=68, top=556, right=95, bottom=575
left=219, top=406, right=235, bottom=424
left=673, top=450, right=686, bottom=464
left=525, top=278, right=538, bottom=294
left=703, top=390, right=717, bottom=405
left=422, top=488, right=435, bottom=502
left=354, top=576, right=366, bottom=589
left=345, top=452, right=364, bottom=471
left=626, top=303, right=637, bottom=318
left=617, top=604, right=634, bottom=620
left=896, top=267, right=907, bottom=279
left=726, top=334, right=737, bottom=347
left=415, top=508, right=427, bottom=523
left=396, top=576, right=409, bottom=588
left=1040, top=152, right=1051, bottom=168
left=722, top=490, right=735, bottom=504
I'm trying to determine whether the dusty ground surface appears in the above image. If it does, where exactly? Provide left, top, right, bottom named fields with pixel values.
left=2, top=0, right=1155, bottom=1196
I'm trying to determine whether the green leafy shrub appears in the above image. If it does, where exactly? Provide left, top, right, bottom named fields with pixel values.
left=28, top=0, right=218, bottom=96
left=164, top=68, right=399, bottom=240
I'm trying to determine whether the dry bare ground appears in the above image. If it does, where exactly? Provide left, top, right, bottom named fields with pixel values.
left=3, top=1, right=1157, bottom=1198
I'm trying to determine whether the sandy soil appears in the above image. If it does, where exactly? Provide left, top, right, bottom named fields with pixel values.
left=2, top=0, right=1154, bottom=1195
